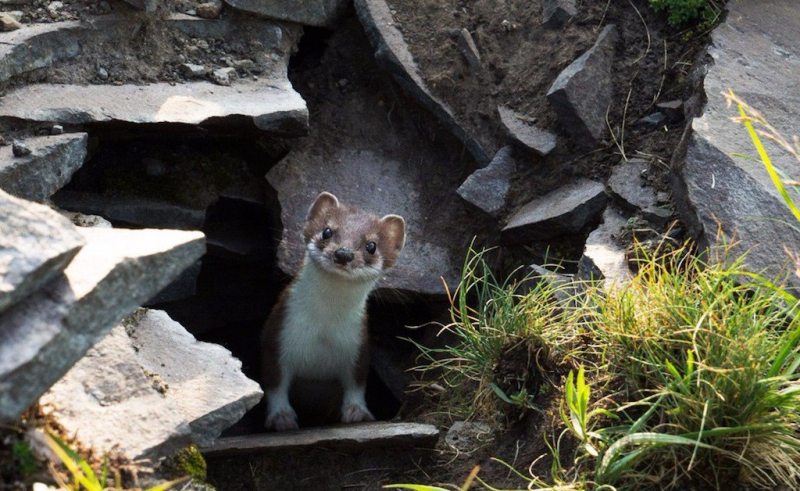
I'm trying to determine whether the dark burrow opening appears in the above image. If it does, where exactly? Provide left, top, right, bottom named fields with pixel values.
left=53, top=130, right=443, bottom=434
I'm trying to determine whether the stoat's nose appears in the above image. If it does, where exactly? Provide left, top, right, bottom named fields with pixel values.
left=333, top=247, right=354, bottom=265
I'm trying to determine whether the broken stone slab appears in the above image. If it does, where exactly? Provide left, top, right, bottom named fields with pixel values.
left=40, top=324, right=193, bottom=460
left=542, top=0, right=576, bottom=27
left=267, top=147, right=475, bottom=295
left=546, top=25, right=617, bottom=150
left=0, top=134, right=87, bottom=202
left=457, top=28, right=481, bottom=70
left=53, top=191, right=206, bottom=230
left=0, top=80, right=308, bottom=135
left=498, top=106, right=557, bottom=156
left=456, top=146, right=515, bottom=218
left=130, top=310, right=262, bottom=448
left=0, top=21, right=85, bottom=83
left=0, top=227, right=205, bottom=424
left=355, top=0, right=490, bottom=166
left=670, top=0, right=800, bottom=286
left=501, top=179, right=608, bottom=243
left=0, top=189, right=85, bottom=315
left=577, top=206, right=631, bottom=289
left=202, top=422, right=440, bottom=457
left=608, top=159, right=672, bottom=227
left=222, top=0, right=349, bottom=27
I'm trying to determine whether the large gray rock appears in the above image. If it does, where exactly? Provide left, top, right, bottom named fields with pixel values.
left=502, top=179, right=608, bottom=243
left=498, top=106, right=557, bottom=156
left=40, top=324, right=192, bottom=460
left=0, top=80, right=308, bottom=135
left=456, top=146, right=515, bottom=218
left=355, top=0, right=490, bottom=166
left=577, top=206, right=631, bottom=289
left=546, top=25, right=617, bottom=150
left=0, top=227, right=205, bottom=424
left=0, top=134, right=88, bottom=201
left=0, top=189, right=85, bottom=314
left=53, top=191, right=206, bottom=230
left=223, top=0, right=349, bottom=27
left=267, top=148, right=471, bottom=295
left=41, top=309, right=262, bottom=459
left=130, top=310, right=262, bottom=447
left=671, top=0, right=800, bottom=285
left=0, top=21, right=85, bottom=83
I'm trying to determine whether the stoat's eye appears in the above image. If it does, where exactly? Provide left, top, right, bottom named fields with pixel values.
left=365, top=241, right=377, bottom=254
left=322, top=227, right=333, bottom=240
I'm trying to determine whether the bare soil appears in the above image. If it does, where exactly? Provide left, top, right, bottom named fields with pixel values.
left=390, top=0, right=707, bottom=209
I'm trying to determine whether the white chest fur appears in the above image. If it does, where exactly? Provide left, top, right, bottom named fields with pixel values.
left=278, top=257, right=376, bottom=380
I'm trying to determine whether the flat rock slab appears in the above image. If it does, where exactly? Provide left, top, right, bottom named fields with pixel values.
left=0, top=80, right=308, bottom=135
left=41, top=324, right=192, bottom=460
left=457, top=146, right=515, bottom=218
left=267, top=148, right=472, bottom=295
left=0, top=21, right=85, bottom=83
left=0, top=134, right=87, bottom=201
left=202, top=422, right=440, bottom=458
left=223, top=0, right=349, bottom=27
left=546, top=24, right=616, bottom=150
left=577, top=206, right=631, bottom=289
left=42, top=309, right=261, bottom=460
left=502, top=179, right=608, bottom=243
left=0, top=189, right=85, bottom=314
left=671, top=0, right=800, bottom=284
left=498, top=106, right=557, bottom=156
left=54, top=191, right=206, bottom=230
left=355, top=0, right=489, bottom=166
left=0, top=227, right=205, bottom=423
left=130, top=310, right=263, bottom=447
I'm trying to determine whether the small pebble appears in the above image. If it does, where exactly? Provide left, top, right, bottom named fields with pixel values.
left=12, top=140, right=31, bottom=157
left=195, top=0, right=222, bottom=19
left=211, top=67, right=236, bottom=86
left=51, top=125, right=64, bottom=135
left=98, top=0, right=111, bottom=13
left=0, top=12, right=22, bottom=31
left=97, top=67, right=109, bottom=80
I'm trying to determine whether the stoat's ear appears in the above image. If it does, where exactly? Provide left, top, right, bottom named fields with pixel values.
left=378, top=214, right=406, bottom=260
left=307, top=192, right=339, bottom=222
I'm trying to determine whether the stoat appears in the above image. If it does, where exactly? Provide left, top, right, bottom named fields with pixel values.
left=261, top=191, right=406, bottom=431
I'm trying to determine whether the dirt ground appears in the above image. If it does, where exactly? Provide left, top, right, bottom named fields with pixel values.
left=391, top=0, right=707, bottom=208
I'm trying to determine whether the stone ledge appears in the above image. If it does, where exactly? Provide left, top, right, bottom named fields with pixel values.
left=202, top=422, right=440, bottom=458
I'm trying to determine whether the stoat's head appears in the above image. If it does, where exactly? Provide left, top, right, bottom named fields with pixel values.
left=303, top=191, right=406, bottom=282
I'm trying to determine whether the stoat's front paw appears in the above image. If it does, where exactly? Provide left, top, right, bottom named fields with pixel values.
left=341, top=403, right=375, bottom=424
left=265, top=408, right=299, bottom=431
